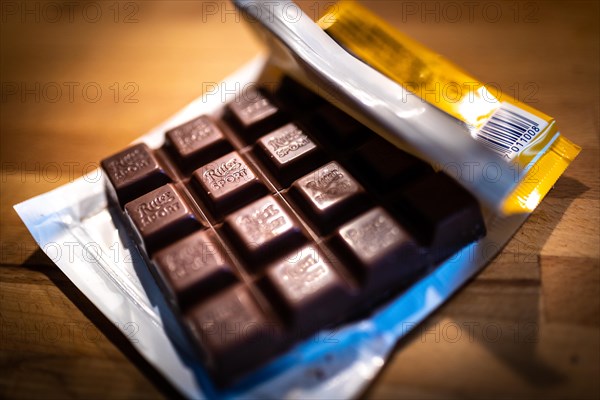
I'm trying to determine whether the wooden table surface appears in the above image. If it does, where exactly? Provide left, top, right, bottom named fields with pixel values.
left=1, top=1, right=598, bottom=398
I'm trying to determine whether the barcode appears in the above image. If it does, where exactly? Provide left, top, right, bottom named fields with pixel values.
left=475, top=103, right=547, bottom=159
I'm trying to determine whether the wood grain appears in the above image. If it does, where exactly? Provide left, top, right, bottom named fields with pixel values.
left=1, top=1, right=598, bottom=398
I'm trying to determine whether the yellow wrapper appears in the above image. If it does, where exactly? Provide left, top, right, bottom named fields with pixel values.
left=318, top=1, right=580, bottom=214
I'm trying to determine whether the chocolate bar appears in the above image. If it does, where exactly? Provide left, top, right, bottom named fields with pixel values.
left=101, top=78, right=485, bottom=386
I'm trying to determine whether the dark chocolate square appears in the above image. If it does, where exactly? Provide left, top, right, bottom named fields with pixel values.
left=256, top=123, right=323, bottom=186
left=335, top=207, right=423, bottom=292
left=308, top=103, right=369, bottom=150
left=165, top=115, right=231, bottom=171
left=191, top=151, right=266, bottom=216
left=186, top=284, right=284, bottom=378
left=153, top=230, right=237, bottom=305
left=275, top=76, right=323, bottom=113
left=101, top=143, right=171, bottom=207
left=291, top=161, right=367, bottom=233
left=224, top=195, right=304, bottom=264
left=349, top=137, right=430, bottom=192
left=125, top=183, right=202, bottom=254
left=225, top=88, right=283, bottom=140
left=390, top=173, right=486, bottom=262
left=263, top=245, right=352, bottom=330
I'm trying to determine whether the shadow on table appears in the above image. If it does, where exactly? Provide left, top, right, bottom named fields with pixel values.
left=362, top=176, right=590, bottom=396
left=23, top=175, right=590, bottom=398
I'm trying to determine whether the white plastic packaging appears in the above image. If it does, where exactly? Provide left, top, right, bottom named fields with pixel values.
left=16, top=54, right=530, bottom=398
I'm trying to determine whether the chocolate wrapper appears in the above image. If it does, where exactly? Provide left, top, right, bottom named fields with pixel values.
left=15, top=0, right=578, bottom=397
left=233, top=0, right=580, bottom=215
left=16, top=56, right=530, bottom=398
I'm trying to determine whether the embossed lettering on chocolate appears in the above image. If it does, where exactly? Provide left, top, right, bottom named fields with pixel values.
left=101, top=143, right=171, bottom=207
left=100, top=78, right=486, bottom=386
left=124, top=183, right=202, bottom=255
left=191, top=151, right=267, bottom=217
left=165, top=115, right=232, bottom=172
